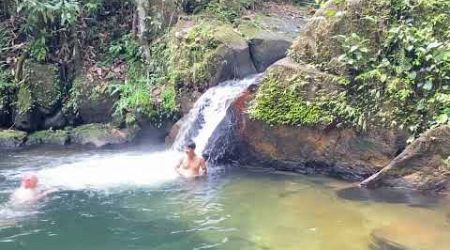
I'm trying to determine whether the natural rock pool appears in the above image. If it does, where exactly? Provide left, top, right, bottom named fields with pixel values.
left=0, top=145, right=449, bottom=250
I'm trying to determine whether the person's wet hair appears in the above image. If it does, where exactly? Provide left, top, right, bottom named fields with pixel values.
left=186, top=141, right=196, bottom=150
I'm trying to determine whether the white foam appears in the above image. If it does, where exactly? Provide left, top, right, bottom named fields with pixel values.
left=173, top=74, right=260, bottom=154
left=36, top=150, right=182, bottom=190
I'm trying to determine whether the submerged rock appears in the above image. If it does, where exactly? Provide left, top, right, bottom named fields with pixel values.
left=0, top=129, right=27, bottom=149
left=70, top=123, right=140, bottom=148
left=361, top=125, right=450, bottom=192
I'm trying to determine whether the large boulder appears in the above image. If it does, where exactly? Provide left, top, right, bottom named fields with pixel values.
left=361, top=125, right=450, bottom=192
left=170, top=20, right=257, bottom=113
left=232, top=59, right=406, bottom=181
left=211, top=27, right=257, bottom=84
left=14, top=62, right=62, bottom=131
left=66, top=75, right=118, bottom=124
left=70, top=123, right=140, bottom=148
left=249, top=33, right=292, bottom=72
left=0, top=129, right=27, bottom=149
left=288, top=0, right=388, bottom=73
left=239, top=7, right=310, bottom=72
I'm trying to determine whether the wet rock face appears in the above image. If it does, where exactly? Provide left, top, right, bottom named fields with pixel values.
left=236, top=115, right=406, bottom=181
left=361, top=125, right=450, bottom=192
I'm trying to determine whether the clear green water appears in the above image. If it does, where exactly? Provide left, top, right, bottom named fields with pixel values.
left=0, top=145, right=450, bottom=250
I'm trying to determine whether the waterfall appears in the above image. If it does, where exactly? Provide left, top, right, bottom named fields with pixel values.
left=1, top=75, right=260, bottom=191
left=172, top=74, right=261, bottom=155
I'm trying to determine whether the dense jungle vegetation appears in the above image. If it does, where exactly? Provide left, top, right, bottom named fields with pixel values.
left=0, top=0, right=448, bottom=139
left=250, top=0, right=450, bottom=138
left=0, top=0, right=314, bottom=128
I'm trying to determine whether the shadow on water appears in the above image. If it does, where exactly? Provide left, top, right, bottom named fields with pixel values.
left=336, top=186, right=442, bottom=208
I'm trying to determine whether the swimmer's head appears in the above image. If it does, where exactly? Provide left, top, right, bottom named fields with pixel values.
left=185, top=141, right=196, bottom=155
left=21, top=174, right=38, bottom=189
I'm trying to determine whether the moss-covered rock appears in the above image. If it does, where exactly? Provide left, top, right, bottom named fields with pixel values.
left=14, top=62, right=61, bottom=131
left=289, top=0, right=388, bottom=73
left=361, top=125, right=450, bottom=192
left=70, top=123, right=140, bottom=148
left=65, top=74, right=118, bottom=124
left=25, top=129, right=69, bottom=146
left=231, top=72, right=407, bottom=180
left=0, top=129, right=27, bottom=149
left=165, top=19, right=256, bottom=113
left=169, top=19, right=256, bottom=90
left=248, top=58, right=341, bottom=126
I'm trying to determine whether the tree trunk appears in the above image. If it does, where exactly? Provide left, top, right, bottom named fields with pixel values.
left=135, top=0, right=151, bottom=61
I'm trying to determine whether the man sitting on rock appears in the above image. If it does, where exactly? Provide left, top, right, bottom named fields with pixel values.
left=175, top=142, right=207, bottom=178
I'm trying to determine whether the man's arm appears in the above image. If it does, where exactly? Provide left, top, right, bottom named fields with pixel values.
left=33, top=188, right=58, bottom=202
left=200, top=158, right=207, bottom=175
left=175, top=157, right=183, bottom=170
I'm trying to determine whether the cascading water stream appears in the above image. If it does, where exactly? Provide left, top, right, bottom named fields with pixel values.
left=172, top=74, right=260, bottom=154
left=1, top=74, right=260, bottom=191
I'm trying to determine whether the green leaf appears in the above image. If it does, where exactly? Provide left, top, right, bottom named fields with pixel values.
left=436, top=114, right=448, bottom=124
left=422, top=81, right=433, bottom=91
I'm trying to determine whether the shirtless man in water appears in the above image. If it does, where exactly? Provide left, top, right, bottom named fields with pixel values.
left=9, top=174, right=57, bottom=206
left=175, top=142, right=207, bottom=178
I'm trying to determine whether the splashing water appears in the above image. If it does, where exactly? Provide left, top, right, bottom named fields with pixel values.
left=1, top=74, right=259, bottom=193
left=172, top=74, right=261, bottom=154
left=35, top=151, right=181, bottom=190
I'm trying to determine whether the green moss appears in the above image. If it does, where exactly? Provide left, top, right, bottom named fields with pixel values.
left=26, top=129, right=69, bottom=145
left=16, top=62, right=61, bottom=116
left=23, top=62, right=61, bottom=111
left=444, top=156, right=450, bottom=169
left=237, top=19, right=264, bottom=39
left=17, top=85, right=33, bottom=114
left=249, top=65, right=336, bottom=126
left=0, top=69, right=15, bottom=113
left=0, top=129, right=27, bottom=141
left=164, top=21, right=221, bottom=89
left=65, top=75, right=115, bottom=115
left=286, top=0, right=450, bottom=135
